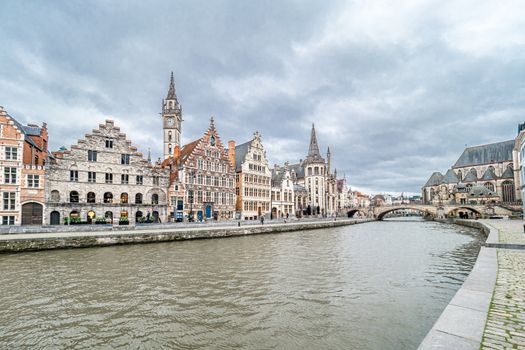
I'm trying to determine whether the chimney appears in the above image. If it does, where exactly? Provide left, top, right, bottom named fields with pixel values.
left=173, top=145, right=181, bottom=159
left=228, top=140, right=236, bottom=169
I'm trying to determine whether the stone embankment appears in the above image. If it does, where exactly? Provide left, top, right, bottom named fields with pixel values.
left=419, top=218, right=525, bottom=350
left=0, top=219, right=371, bottom=253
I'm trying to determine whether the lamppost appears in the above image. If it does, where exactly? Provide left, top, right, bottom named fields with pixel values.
left=270, top=178, right=273, bottom=220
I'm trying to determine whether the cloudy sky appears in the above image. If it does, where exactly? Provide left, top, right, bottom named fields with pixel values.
left=1, top=0, right=524, bottom=195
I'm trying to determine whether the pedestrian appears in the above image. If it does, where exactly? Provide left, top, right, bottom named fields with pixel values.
left=260, top=216, right=264, bottom=225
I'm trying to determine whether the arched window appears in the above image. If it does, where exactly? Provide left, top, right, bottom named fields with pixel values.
left=135, top=193, right=143, bottom=204
left=502, top=180, right=515, bottom=203
left=121, top=193, right=128, bottom=204
left=70, top=191, right=79, bottom=203
left=470, top=168, right=478, bottom=178
left=87, top=192, right=96, bottom=203
left=457, top=170, right=462, bottom=181
left=104, top=192, right=113, bottom=204
left=51, top=190, right=60, bottom=202
left=152, top=193, right=159, bottom=204
left=168, top=144, right=172, bottom=154
left=168, top=131, right=172, bottom=142
left=466, top=183, right=473, bottom=192
left=484, top=182, right=495, bottom=192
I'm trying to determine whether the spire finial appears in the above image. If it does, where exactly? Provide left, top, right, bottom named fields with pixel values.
left=167, top=71, right=177, bottom=100
left=147, top=148, right=152, bottom=163
left=308, top=122, right=321, bottom=158
left=210, top=115, right=215, bottom=128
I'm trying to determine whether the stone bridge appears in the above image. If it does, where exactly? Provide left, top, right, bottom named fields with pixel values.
left=347, top=204, right=522, bottom=220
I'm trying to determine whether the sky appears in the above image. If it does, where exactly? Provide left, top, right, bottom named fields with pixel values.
left=1, top=0, right=525, bottom=195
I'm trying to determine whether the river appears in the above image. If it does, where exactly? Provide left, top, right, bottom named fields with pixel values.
left=0, top=218, right=482, bottom=349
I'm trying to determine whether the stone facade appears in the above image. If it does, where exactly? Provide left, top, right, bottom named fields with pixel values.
left=423, top=137, right=521, bottom=206
left=46, top=120, right=170, bottom=225
left=232, top=132, right=271, bottom=220
left=163, top=117, right=236, bottom=221
left=162, top=72, right=182, bottom=160
left=0, top=107, right=48, bottom=225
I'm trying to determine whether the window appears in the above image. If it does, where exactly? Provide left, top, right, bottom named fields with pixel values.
left=121, top=193, right=128, bottom=204
left=3, top=192, right=16, bottom=210
left=69, top=191, right=79, bottom=203
left=153, top=176, right=160, bottom=186
left=136, top=175, right=143, bottom=185
left=135, top=193, right=143, bottom=204
left=5, top=147, right=17, bottom=160
left=70, top=170, right=78, bottom=182
left=88, top=150, right=98, bottom=162
left=27, top=174, right=40, bottom=188
left=50, top=190, right=60, bottom=202
left=105, top=173, right=113, bottom=184
left=121, top=154, right=130, bottom=165
left=88, top=171, right=96, bottom=183
left=104, top=192, right=113, bottom=204
left=121, top=174, right=129, bottom=184
left=4, top=167, right=16, bottom=184
left=152, top=193, right=159, bottom=204
left=87, top=192, right=96, bottom=203
left=2, top=216, right=15, bottom=225
left=105, top=139, right=113, bottom=148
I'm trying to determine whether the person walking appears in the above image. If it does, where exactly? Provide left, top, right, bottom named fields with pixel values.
left=260, top=216, right=264, bottom=225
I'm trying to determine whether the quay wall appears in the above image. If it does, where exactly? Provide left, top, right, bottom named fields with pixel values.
left=418, top=218, right=498, bottom=349
left=0, top=219, right=372, bottom=253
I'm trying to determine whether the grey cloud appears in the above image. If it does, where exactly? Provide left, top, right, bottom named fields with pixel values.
left=1, top=0, right=524, bottom=195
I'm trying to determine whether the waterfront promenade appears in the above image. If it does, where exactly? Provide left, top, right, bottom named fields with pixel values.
left=478, top=220, right=525, bottom=350
left=0, top=218, right=370, bottom=253
left=420, top=219, right=525, bottom=350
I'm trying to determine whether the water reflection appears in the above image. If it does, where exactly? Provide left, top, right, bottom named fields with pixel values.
left=0, top=220, right=481, bottom=350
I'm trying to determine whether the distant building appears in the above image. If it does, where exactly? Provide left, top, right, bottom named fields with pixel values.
left=0, top=107, right=49, bottom=225
left=422, top=136, right=520, bottom=205
left=46, top=120, right=170, bottom=225
left=162, top=72, right=183, bottom=160
left=232, top=132, right=271, bottom=220
left=271, top=162, right=295, bottom=219
left=162, top=117, right=236, bottom=221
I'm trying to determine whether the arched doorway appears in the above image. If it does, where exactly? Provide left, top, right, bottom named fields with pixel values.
left=152, top=211, right=159, bottom=223
left=50, top=211, right=60, bottom=225
left=135, top=211, right=143, bottom=222
left=87, top=210, right=96, bottom=224
left=21, top=203, right=43, bottom=225
left=105, top=211, right=113, bottom=223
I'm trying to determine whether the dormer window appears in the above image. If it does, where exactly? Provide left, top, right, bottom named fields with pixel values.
left=210, top=135, right=216, bottom=146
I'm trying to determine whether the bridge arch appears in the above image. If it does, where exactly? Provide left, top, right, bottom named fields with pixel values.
left=376, top=207, right=434, bottom=221
left=446, top=206, right=482, bottom=219
left=347, top=209, right=368, bottom=218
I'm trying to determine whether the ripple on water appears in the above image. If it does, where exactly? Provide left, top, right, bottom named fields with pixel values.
left=0, top=220, right=481, bottom=350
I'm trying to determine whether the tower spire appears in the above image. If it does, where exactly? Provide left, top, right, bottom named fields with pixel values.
left=167, top=71, right=177, bottom=101
left=327, top=146, right=332, bottom=175
left=308, top=123, right=321, bottom=157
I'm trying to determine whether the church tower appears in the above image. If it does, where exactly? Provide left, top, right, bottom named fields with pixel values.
left=162, top=72, right=182, bottom=160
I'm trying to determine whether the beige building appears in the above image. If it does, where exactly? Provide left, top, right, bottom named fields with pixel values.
left=162, top=72, right=183, bottom=160
left=232, top=131, right=271, bottom=220
left=271, top=162, right=294, bottom=219
left=46, top=120, right=170, bottom=225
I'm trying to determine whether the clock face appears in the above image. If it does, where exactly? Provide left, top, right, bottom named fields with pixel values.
left=167, top=117, right=174, bottom=126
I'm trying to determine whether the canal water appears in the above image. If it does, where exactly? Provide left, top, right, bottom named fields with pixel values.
left=0, top=219, right=482, bottom=349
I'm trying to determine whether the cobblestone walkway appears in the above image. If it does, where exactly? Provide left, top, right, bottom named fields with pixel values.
left=481, top=249, right=525, bottom=349
left=483, top=219, right=525, bottom=245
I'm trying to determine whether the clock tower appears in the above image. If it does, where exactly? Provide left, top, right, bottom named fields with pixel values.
left=162, top=72, right=182, bottom=160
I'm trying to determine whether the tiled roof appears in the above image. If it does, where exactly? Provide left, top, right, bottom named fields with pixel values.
left=463, top=170, right=478, bottom=182
left=234, top=140, right=251, bottom=172
left=442, top=169, right=459, bottom=184
left=453, top=140, right=514, bottom=168
left=481, top=167, right=497, bottom=181
left=424, top=172, right=444, bottom=187
left=501, top=166, right=514, bottom=179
